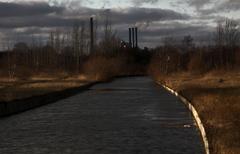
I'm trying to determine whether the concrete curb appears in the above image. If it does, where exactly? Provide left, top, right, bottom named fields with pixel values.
left=157, top=82, right=210, bottom=154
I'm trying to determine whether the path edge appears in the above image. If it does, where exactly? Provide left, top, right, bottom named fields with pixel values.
left=156, top=81, right=210, bottom=154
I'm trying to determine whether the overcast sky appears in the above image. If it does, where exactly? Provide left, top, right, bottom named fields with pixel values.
left=0, top=0, right=240, bottom=48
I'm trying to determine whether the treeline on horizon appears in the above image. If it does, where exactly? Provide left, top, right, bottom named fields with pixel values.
left=149, top=18, right=240, bottom=77
left=0, top=16, right=149, bottom=80
left=0, top=18, right=239, bottom=80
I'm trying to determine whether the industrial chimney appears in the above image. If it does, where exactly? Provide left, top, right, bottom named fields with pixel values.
left=135, top=27, right=138, bottom=48
left=129, top=28, right=132, bottom=48
left=128, top=27, right=138, bottom=48
left=132, top=28, right=135, bottom=48
left=90, top=17, right=94, bottom=53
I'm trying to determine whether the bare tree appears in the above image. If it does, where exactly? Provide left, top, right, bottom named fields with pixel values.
left=215, top=19, right=239, bottom=48
left=104, top=10, right=112, bottom=42
left=72, top=22, right=82, bottom=72
left=80, top=21, right=86, bottom=56
left=162, top=36, right=177, bottom=52
left=94, top=17, right=98, bottom=49
left=214, top=21, right=225, bottom=68
left=224, top=19, right=239, bottom=49
left=214, top=19, right=239, bottom=67
left=61, top=33, right=66, bottom=50
left=182, top=35, right=195, bottom=50
left=55, top=29, right=61, bottom=53
left=215, top=21, right=224, bottom=47
left=6, top=38, right=15, bottom=79
left=72, top=22, right=80, bottom=56
left=98, top=9, right=122, bottom=55
left=49, top=31, right=55, bottom=48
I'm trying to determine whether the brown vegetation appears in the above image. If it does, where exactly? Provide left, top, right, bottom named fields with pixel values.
left=152, top=72, right=240, bottom=154
left=0, top=80, right=88, bottom=102
left=148, top=18, right=240, bottom=154
left=0, top=15, right=150, bottom=103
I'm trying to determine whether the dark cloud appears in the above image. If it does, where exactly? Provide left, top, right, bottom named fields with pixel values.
left=185, top=0, right=211, bottom=10
left=0, top=1, right=224, bottom=48
left=63, top=7, right=189, bottom=24
left=138, top=21, right=213, bottom=38
left=215, top=0, right=240, bottom=12
left=111, top=7, right=189, bottom=24
left=131, top=0, right=159, bottom=6
left=0, top=1, right=64, bottom=17
left=0, top=15, right=84, bottom=28
left=183, top=0, right=240, bottom=15
left=0, top=5, right=189, bottom=28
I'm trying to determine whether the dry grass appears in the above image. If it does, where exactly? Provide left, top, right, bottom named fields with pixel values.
left=0, top=51, right=143, bottom=103
left=82, top=55, right=126, bottom=81
left=0, top=78, right=89, bottom=102
left=190, top=88, right=240, bottom=154
left=82, top=53, right=142, bottom=81
left=154, top=71, right=240, bottom=154
left=0, top=67, right=93, bottom=102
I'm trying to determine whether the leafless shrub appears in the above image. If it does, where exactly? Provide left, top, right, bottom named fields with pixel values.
left=187, top=51, right=206, bottom=73
left=214, top=19, right=240, bottom=67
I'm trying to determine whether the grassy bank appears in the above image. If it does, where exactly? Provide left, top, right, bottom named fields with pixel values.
left=0, top=77, right=89, bottom=102
left=0, top=49, right=147, bottom=103
left=151, top=71, right=240, bottom=154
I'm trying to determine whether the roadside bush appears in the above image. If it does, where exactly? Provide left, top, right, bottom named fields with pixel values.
left=187, top=52, right=206, bottom=73
left=82, top=54, right=125, bottom=81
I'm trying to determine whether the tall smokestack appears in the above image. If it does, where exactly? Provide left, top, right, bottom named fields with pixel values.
left=135, top=27, right=138, bottom=48
left=90, top=17, right=94, bottom=53
left=132, top=28, right=135, bottom=48
left=129, top=28, right=132, bottom=48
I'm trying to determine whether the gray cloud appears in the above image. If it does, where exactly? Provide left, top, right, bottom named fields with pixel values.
left=183, top=0, right=240, bottom=15
left=0, top=15, right=85, bottom=28
left=215, top=0, right=240, bottom=12
left=0, top=1, right=64, bottom=17
left=63, top=7, right=189, bottom=24
left=186, top=0, right=211, bottom=10
left=48, top=0, right=86, bottom=10
left=0, top=5, right=189, bottom=28
left=111, top=7, right=189, bottom=24
left=131, top=0, right=159, bottom=6
left=0, top=0, right=225, bottom=48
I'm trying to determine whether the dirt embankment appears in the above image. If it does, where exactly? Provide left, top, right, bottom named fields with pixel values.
left=154, top=71, right=240, bottom=154
left=0, top=51, right=147, bottom=117
left=0, top=75, right=97, bottom=117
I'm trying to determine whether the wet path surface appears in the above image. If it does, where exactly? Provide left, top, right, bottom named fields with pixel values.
left=0, top=77, right=204, bottom=154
